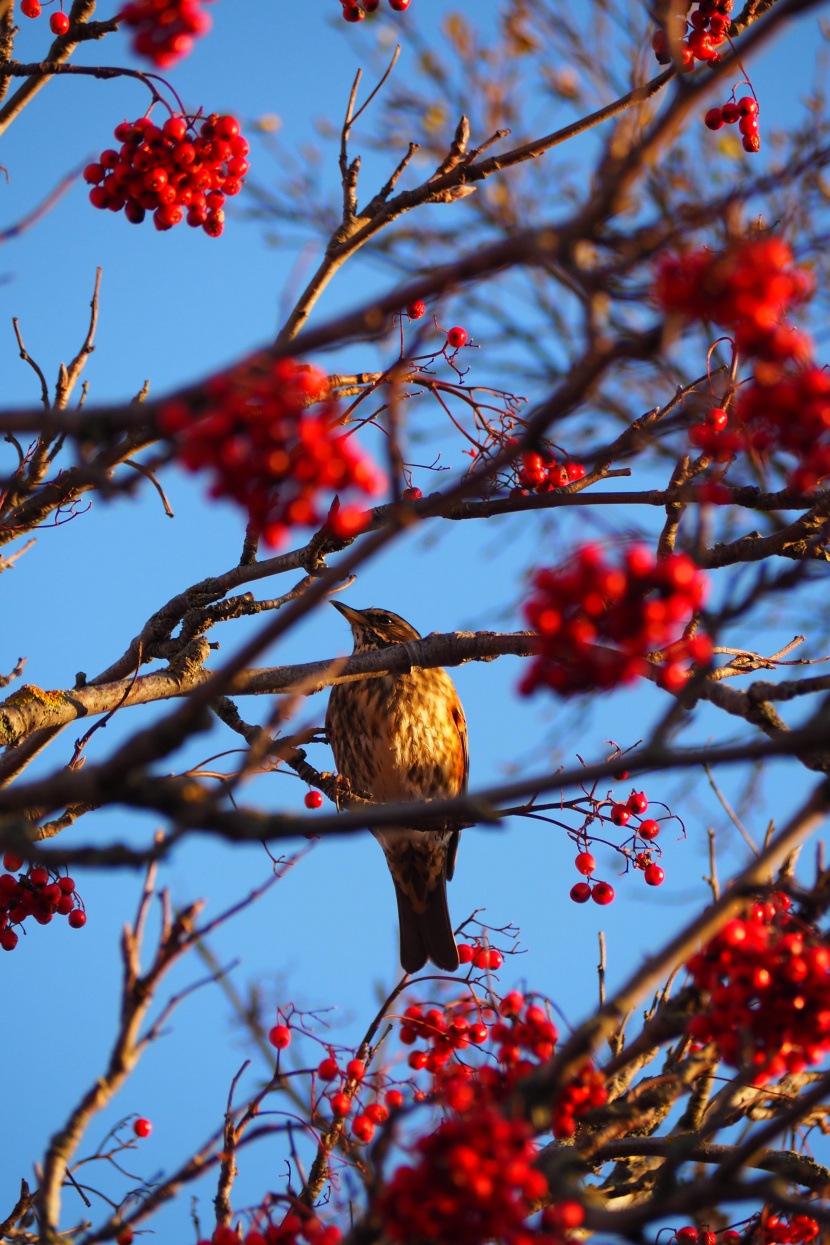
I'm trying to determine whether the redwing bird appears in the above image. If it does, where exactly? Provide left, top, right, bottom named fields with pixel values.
left=325, top=603, right=468, bottom=973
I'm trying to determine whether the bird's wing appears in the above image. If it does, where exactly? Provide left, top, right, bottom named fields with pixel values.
left=445, top=700, right=468, bottom=883
left=453, top=702, right=469, bottom=792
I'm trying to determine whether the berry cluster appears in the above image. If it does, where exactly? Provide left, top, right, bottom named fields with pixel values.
left=569, top=788, right=665, bottom=904
left=84, top=112, right=248, bottom=236
left=458, top=941, right=504, bottom=971
left=395, top=990, right=606, bottom=1139
left=674, top=1220, right=820, bottom=1245
left=197, top=1212, right=341, bottom=1245
left=755, top=1214, right=820, bottom=1244
left=158, top=357, right=383, bottom=546
left=314, top=1049, right=405, bottom=1142
left=651, top=0, right=732, bottom=70
left=734, top=365, right=830, bottom=490
left=519, top=544, right=711, bottom=697
left=0, top=854, right=86, bottom=950
left=378, top=1107, right=550, bottom=1245
left=705, top=93, right=761, bottom=153
left=686, top=892, right=830, bottom=1082
left=657, top=237, right=830, bottom=487
left=119, top=0, right=216, bottom=68
left=655, top=238, right=812, bottom=357
left=551, top=1061, right=608, bottom=1138
left=342, top=0, right=411, bottom=21
left=19, top=1, right=71, bottom=33
left=512, top=450, right=586, bottom=495
left=688, top=405, right=743, bottom=462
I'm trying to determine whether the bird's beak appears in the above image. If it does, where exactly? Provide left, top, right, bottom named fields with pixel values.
left=330, top=601, right=365, bottom=625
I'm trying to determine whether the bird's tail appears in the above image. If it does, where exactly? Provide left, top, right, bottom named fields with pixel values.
left=395, top=879, right=459, bottom=973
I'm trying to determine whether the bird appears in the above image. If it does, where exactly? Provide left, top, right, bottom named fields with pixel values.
left=325, top=602, right=468, bottom=974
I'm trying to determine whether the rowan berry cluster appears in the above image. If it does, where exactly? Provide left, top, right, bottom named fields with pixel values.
left=395, top=990, right=606, bottom=1140
left=688, top=406, right=743, bottom=462
left=655, top=238, right=812, bottom=357
left=519, top=544, right=711, bottom=697
left=0, top=853, right=86, bottom=950
left=341, top=0, right=411, bottom=21
left=657, top=237, right=830, bottom=487
left=685, top=892, right=830, bottom=1082
left=378, top=1108, right=551, bottom=1245
left=755, top=1213, right=820, bottom=1244
left=19, top=1, right=71, bottom=32
left=551, top=1061, right=608, bottom=1138
left=84, top=112, right=249, bottom=236
left=705, top=93, right=761, bottom=153
left=569, top=788, right=666, bottom=903
left=458, top=941, right=504, bottom=970
left=313, top=1047, right=405, bottom=1142
left=158, top=358, right=383, bottom=546
left=512, top=450, right=586, bottom=495
left=734, top=366, right=830, bottom=491
left=119, top=0, right=216, bottom=68
left=651, top=0, right=732, bottom=70
left=197, top=1211, right=341, bottom=1245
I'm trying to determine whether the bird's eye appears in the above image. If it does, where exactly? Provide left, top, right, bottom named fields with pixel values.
left=374, top=613, right=392, bottom=626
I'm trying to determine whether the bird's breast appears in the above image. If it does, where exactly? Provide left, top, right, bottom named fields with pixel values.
left=326, top=670, right=466, bottom=802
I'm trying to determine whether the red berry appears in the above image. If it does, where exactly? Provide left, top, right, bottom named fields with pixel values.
left=591, top=881, right=615, bottom=906
left=365, top=1101, right=389, bottom=1123
left=268, top=1024, right=292, bottom=1050
left=20, top=0, right=41, bottom=16
left=570, top=882, right=592, bottom=903
left=116, top=1230, right=134, bottom=1245
left=407, top=300, right=426, bottom=319
left=704, top=108, right=724, bottom=130
left=487, top=948, right=504, bottom=969
left=304, top=790, right=324, bottom=809
left=389, top=0, right=411, bottom=8
left=385, top=1088, right=404, bottom=1108
left=609, top=803, right=631, bottom=826
left=351, top=1114, right=375, bottom=1142
left=133, top=1117, right=152, bottom=1139
left=342, top=3, right=365, bottom=18
left=0, top=929, right=18, bottom=951
left=363, top=0, right=380, bottom=8
left=317, top=1056, right=339, bottom=1079
left=738, top=95, right=759, bottom=115
left=644, top=864, right=665, bottom=886
left=329, top=1092, right=351, bottom=1117
left=499, top=990, right=525, bottom=1016
left=575, top=851, right=596, bottom=876
left=628, top=791, right=648, bottom=815
left=68, top=909, right=87, bottom=929
left=49, top=11, right=70, bottom=35
left=346, top=1058, right=365, bottom=1081
left=457, top=943, right=474, bottom=963
left=676, top=1230, right=699, bottom=1243
left=446, top=326, right=468, bottom=349
left=2, top=852, right=23, bottom=872
left=29, top=866, right=49, bottom=886
left=721, top=101, right=741, bottom=124
left=742, top=133, right=761, bottom=152
left=738, top=114, right=759, bottom=136
left=401, top=487, right=423, bottom=500
left=639, top=819, right=660, bottom=840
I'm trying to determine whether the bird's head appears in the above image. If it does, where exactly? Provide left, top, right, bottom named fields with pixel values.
left=331, top=602, right=421, bottom=652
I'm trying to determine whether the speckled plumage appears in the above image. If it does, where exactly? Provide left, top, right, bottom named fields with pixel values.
left=325, top=603, right=468, bottom=973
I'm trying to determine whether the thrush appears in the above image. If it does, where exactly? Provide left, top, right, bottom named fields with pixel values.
left=325, top=603, right=468, bottom=974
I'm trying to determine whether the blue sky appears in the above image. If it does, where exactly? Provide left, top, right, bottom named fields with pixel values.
left=2, top=1, right=829, bottom=1239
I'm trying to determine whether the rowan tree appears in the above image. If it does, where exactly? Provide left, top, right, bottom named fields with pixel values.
left=2, top=3, right=830, bottom=1245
